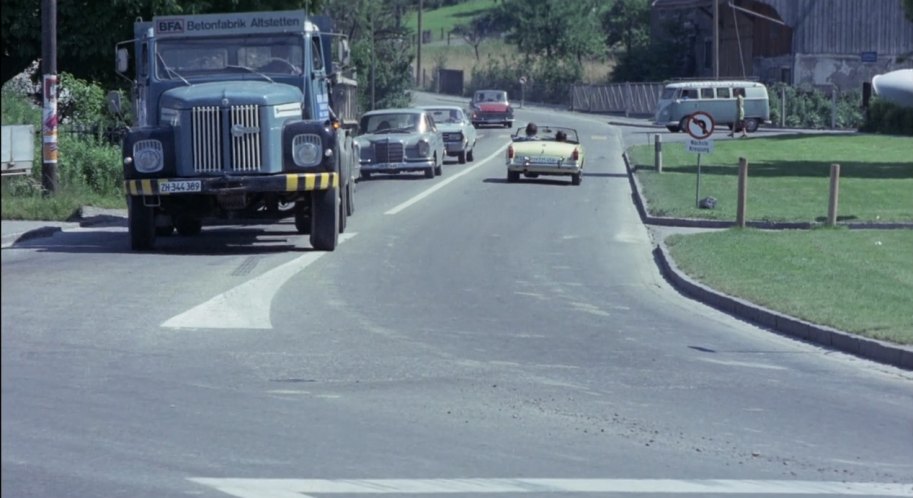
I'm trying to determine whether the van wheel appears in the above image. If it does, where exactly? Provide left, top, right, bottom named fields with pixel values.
left=744, top=118, right=760, bottom=133
left=667, top=125, right=680, bottom=133
left=678, top=117, right=689, bottom=133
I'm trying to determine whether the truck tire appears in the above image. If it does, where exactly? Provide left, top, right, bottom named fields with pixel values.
left=128, top=196, right=156, bottom=251
left=345, top=180, right=355, bottom=216
left=294, top=201, right=310, bottom=234
left=424, top=167, right=435, bottom=179
left=338, top=180, right=348, bottom=234
left=458, top=151, right=466, bottom=164
left=310, top=185, right=339, bottom=251
left=571, top=173, right=582, bottom=185
left=507, top=170, right=519, bottom=182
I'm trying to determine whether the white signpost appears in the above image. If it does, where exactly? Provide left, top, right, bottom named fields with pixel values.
left=518, top=75, right=527, bottom=108
left=685, top=112, right=715, bottom=208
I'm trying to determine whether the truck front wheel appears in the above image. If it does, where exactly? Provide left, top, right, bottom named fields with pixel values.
left=310, top=185, right=339, bottom=251
left=128, top=196, right=156, bottom=251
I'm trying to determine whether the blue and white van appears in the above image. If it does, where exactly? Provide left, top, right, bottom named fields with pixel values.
left=654, top=80, right=771, bottom=133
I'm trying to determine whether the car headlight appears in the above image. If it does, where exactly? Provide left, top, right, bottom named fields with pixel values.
left=292, top=134, right=322, bottom=167
left=417, top=140, right=430, bottom=157
left=133, top=140, right=164, bottom=173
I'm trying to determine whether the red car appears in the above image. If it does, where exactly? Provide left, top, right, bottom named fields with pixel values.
left=468, top=89, right=514, bottom=128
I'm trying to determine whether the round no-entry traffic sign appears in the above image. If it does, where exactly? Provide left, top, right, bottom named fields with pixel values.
left=686, top=112, right=715, bottom=139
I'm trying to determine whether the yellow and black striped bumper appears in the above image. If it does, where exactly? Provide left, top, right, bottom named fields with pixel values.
left=124, top=172, right=338, bottom=196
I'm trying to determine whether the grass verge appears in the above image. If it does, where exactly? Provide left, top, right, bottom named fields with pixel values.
left=1, top=179, right=124, bottom=221
left=629, top=134, right=913, bottom=223
left=665, top=229, right=913, bottom=345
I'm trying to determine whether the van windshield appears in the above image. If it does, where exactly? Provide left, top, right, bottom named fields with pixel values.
left=661, top=88, right=677, bottom=99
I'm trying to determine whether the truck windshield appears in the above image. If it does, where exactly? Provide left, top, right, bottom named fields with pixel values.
left=155, top=35, right=304, bottom=80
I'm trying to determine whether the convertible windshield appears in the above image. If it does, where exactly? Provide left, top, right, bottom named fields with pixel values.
left=155, top=35, right=304, bottom=80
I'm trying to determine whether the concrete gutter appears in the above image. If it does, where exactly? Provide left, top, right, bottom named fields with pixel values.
left=623, top=153, right=913, bottom=371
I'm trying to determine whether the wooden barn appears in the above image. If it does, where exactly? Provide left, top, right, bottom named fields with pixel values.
left=651, top=0, right=913, bottom=90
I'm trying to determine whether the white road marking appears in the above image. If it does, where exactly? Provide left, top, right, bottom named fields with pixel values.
left=384, top=142, right=510, bottom=215
left=188, top=478, right=913, bottom=497
left=699, top=358, right=788, bottom=371
left=161, top=233, right=356, bottom=330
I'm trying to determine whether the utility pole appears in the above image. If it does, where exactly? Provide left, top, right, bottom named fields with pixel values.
left=416, top=0, right=423, bottom=87
left=41, top=0, right=59, bottom=194
left=713, top=0, right=719, bottom=79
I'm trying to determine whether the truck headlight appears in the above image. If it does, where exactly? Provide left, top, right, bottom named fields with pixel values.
left=417, top=140, right=430, bottom=157
left=292, top=134, right=321, bottom=167
left=133, top=140, right=164, bottom=173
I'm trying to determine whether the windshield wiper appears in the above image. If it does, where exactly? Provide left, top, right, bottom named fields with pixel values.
left=224, top=65, right=274, bottom=83
left=156, top=53, right=190, bottom=86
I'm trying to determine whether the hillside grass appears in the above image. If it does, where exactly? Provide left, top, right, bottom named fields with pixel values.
left=410, top=0, right=615, bottom=88
left=406, top=0, right=500, bottom=43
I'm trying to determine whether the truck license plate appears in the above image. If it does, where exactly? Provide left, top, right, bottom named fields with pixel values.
left=159, top=180, right=202, bottom=194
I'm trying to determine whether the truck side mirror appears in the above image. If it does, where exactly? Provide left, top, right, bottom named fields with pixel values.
left=116, top=48, right=129, bottom=74
left=338, top=39, right=351, bottom=67
left=106, top=91, right=122, bottom=116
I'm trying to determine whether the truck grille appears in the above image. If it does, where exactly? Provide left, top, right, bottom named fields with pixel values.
left=191, top=105, right=263, bottom=173
left=374, top=142, right=404, bottom=163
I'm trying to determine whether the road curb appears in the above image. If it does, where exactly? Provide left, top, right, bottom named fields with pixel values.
left=3, top=226, right=62, bottom=247
left=623, top=152, right=913, bottom=371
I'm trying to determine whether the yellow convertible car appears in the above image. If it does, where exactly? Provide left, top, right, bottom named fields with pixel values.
left=506, top=126, right=585, bottom=185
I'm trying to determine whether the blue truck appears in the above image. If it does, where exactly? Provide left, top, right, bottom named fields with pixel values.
left=113, top=10, right=358, bottom=251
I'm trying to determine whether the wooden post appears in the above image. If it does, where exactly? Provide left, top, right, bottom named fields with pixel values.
left=737, top=157, right=748, bottom=228
left=654, top=134, right=662, bottom=173
left=827, top=163, right=840, bottom=226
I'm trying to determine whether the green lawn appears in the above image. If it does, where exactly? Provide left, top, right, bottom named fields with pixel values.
left=665, top=229, right=913, bottom=345
left=628, top=134, right=913, bottom=223
left=634, top=133, right=913, bottom=345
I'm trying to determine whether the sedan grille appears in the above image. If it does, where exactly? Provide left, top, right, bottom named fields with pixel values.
left=374, top=142, right=404, bottom=163
left=191, top=105, right=263, bottom=173
left=443, top=132, right=463, bottom=142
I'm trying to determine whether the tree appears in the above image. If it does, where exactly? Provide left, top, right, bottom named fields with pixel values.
left=905, top=0, right=913, bottom=22
left=493, top=0, right=605, bottom=62
left=601, top=0, right=650, bottom=55
left=1, top=0, right=327, bottom=86
left=324, top=0, right=414, bottom=110
left=451, top=13, right=498, bottom=61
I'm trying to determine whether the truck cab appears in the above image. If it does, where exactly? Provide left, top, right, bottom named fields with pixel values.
left=114, top=10, right=358, bottom=251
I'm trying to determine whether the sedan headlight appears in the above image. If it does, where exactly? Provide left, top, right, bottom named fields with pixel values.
left=133, top=140, right=164, bottom=173
left=292, top=134, right=322, bottom=167
left=417, top=140, right=430, bottom=157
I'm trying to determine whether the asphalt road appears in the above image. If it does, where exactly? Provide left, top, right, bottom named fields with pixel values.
left=2, top=93, right=911, bottom=498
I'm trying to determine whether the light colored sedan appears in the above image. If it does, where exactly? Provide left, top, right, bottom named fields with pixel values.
left=419, top=105, right=477, bottom=164
left=506, top=125, right=585, bottom=185
left=355, top=108, right=445, bottom=179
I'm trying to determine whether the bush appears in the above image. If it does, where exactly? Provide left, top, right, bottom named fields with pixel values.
left=768, top=83, right=864, bottom=130
left=2, top=82, right=123, bottom=200
left=861, top=99, right=913, bottom=135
